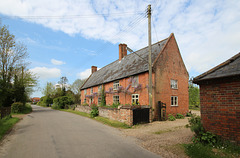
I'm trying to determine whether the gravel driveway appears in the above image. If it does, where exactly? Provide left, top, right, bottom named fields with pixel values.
left=121, top=110, right=200, bottom=158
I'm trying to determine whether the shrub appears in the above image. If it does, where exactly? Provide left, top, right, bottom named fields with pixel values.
left=176, top=113, right=185, bottom=119
left=82, top=103, right=89, bottom=106
left=187, top=114, right=218, bottom=145
left=168, top=114, right=176, bottom=121
left=90, top=106, right=98, bottom=118
left=11, top=102, right=24, bottom=113
left=112, top=102, right=120, bottom=108
left=53, top=96, right=73, bottom=109
left=186, top=112, right=192, bottom=117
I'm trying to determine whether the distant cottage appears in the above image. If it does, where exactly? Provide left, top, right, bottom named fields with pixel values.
left=80, top=33, right=189, bottom=120
left=193, top=52, right=240, bottom=144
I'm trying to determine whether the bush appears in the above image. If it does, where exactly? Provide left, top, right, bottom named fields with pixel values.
left=186, top=112, right=192, bottom=117
left=11, top=102, right=24, bottom=113
left=112, top=102, right=120, bottom=108
left=168, top=114, right=176, bottom=121
left=52, top=96, right=73, bottom=109
left=176, top=113, right=185, bottom=119
left=90, top=106, right=98, bottom=118
left=187, top=114, right=218, bottom=145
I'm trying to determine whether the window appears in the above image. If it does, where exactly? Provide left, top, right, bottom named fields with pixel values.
left=84, top=89, right=87, bottom=95
left=171, top=79, right=178, bottom=89
left=84, top=98, right=86, bottom=103
left=98, top=85, right=102, bottom=93
left=90, top=98, right=93, bottom=104
left=90, top=87, right=93, bottom=94
left=98, top=96, right=102, bottom=105
left=132, top=94, right=139, bottom=104
left=113, top=81, right=119, bottom=90
left=171, top=96, right=178, bottom=106
left=113, top=95, right=119, bottom=104
left=132, top=76, right=139, bottom=87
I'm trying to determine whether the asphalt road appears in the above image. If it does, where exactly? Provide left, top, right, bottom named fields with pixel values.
left=0, top=105, right=160, bottom=158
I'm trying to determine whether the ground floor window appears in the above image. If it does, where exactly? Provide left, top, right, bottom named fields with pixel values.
left=132, top=94, right=139, bottom=104
left=84, top=98, right=86, bottom=103
left=113, top=95, right=119, bottom=104
left=171, top=96, right=178, bottom=106
left=90, top=98, right=93, bottom=104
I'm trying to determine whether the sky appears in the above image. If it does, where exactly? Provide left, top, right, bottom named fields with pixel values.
left=0, top=0, right=239, bottom=97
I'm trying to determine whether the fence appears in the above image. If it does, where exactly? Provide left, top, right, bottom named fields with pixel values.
left=0, top=106, right=11, bottom=119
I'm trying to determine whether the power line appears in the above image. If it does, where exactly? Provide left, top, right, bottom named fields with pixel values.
left=1, top=11, right=145, bottom=20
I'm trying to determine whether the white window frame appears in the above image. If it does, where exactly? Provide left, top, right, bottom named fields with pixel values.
left=98, top=85, right=102, bottom=93
left=132, top=94, right=139, bottom=104
left=132, top=76, right=139, bottom=87
left=90, top=87, right=93, bottom=94
left=113, top=95, right=119, bottom=104
left=113, top=81, right=120, bottom=90
left=171, top=96, right=178, bottom=106
left=98, top=96, right=101, bottom=105
left=84, top=89, right=87, bottom=95
left=171, top=79, right=178, bottom=89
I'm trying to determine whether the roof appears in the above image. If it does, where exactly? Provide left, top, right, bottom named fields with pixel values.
left=81, top=35, right=170, bottom=90
left=193, top=52, right=240, bottom=83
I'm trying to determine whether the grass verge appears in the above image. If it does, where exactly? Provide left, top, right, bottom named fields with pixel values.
left=60, top=109, right=131, bottom=129
left=11, top=103, right=33, bottom=115
left=0, top=116, right=20, bottom=140
left=183, top=143, right=240, bottom=158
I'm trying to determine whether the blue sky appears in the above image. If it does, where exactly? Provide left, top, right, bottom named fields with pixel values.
left=0, top=0, right=240, bottom=97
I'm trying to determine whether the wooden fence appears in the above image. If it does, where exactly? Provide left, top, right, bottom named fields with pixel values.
left=0, top=106, right=11, bottom=119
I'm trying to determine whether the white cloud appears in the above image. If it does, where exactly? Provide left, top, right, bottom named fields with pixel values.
left=77, top=69, right=91, bottom=79
left=30, top=67, right=61, bottom=79
left=51, top=59, right=66, bottom=65
left=77, top=67, right=101, bottom=79
left=1, top=0, right=240, bottom=76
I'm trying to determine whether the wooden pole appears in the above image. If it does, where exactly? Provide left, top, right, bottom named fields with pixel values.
left=148, top=4, right=152, bottom=108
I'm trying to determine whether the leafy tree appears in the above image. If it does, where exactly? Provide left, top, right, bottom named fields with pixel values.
left=70, top=79, right=86, bottom=104
left=58, top=76, right=68, bottom=90
left=43, top=82, right=55, bottom=97
left=189, top=78, right=200, bottom=107
left=0, top=24, right=36, bottom=107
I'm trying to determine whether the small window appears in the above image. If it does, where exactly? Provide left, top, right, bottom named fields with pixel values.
left=84, top=89, right=87, bottom=95
left=171, top=96, right=178, bottom=106
left=90, top=98, right=93, bottom=104
left=113, top=95, right=119, bottom=104
left=98, top=96, right=102, bottom=105
left=98, top=85, right=102, bottom=93
left=90, top=87, right=93, bottom=94
left=113, top=81, right=119, bottom=90
left=84, top=98, right=86, bottom=103
left=132, top=94, right=139, bottom=104
left=132, top=76, right=139, bottom=87
left=171, top=79, right=178, bottom=89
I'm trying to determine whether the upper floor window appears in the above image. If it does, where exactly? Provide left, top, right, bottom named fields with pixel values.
left=131, top=76, right=139, bottom=87
left=90, top=87, right=93, bottom=94
left=84, top=89, right=87, bottom=95
left=98, top=85, right=102, bottom=93
left=113, top=81, right=120, bottom=90
left=171, top=79, right=178, bottom=89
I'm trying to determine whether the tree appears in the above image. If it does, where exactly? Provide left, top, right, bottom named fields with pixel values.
left=71, top=79, right=86, bottom=104
left=43, top=82, right=55, bottom=97
left=189, top=78, right=200, bottom=107
left=58, top=76, right=68, bottom=90
left=0, top=24, right=37, bottom=107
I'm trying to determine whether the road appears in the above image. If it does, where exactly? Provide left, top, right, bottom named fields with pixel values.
left=0, top=105, right=160, bottom=158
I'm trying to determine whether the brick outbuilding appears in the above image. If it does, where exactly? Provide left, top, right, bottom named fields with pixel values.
left=193, top=52, right=240, bottom=144
left=81, top=33, right=189, bottom=120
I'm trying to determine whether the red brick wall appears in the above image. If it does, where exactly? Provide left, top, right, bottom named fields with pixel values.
left=199, top=77, right=240, bottom=144
left=153, top=34, right=189, bottom=119
left=81, top=73, right=149, bottom=106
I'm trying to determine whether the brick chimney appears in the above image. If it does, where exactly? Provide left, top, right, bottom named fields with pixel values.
left=119, top=43, right=127, bottom=61
left=91, top=66, right=97, bottom=74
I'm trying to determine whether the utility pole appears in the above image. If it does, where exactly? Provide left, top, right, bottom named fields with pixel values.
left=148, top=4, right=152, bottom=108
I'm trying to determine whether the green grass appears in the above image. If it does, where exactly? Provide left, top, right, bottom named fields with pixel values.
left=60, top=109, right=131, bottom=129
left=0, top=116, right=20, bottom=140
left=183, top=143, right=240, bottom=158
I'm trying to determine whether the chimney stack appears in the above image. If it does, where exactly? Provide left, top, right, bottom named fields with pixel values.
left=91, top=66, right=97, bottom=74
left=119, top=43, right=127, bottom=61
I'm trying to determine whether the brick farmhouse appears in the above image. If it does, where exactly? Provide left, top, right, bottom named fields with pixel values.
left=193, top=52, right=240, bottom=144
left=80, top=33, right=189, bottom=120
